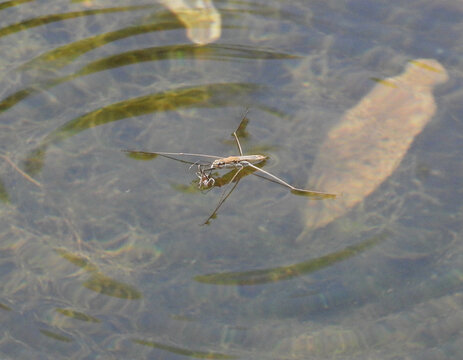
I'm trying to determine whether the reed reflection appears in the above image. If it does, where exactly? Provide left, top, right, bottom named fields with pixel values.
left=55, top=248, right=142, bottom=300
left=0, top=5, right=154, bottom=39
left=1, top=44, right=298, bottom=113
left=195, top=232, right=386, bottom=285
left=22, top=83, right=262, bottom=175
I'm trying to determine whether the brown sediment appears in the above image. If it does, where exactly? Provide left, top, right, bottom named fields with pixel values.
left=301, top=59, right=448, bottom=235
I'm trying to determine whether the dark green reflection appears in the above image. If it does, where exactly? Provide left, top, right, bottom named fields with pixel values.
left=50, top=83, right=257, bottom=137
left=195, top=232, right=387, bottom=285
left=54, top=248, right=98, bottom=272
left=20, top=12, right=182, bottom=70
left=76, top=43, right=300, bottom=75
left=55, top=308, right=100, bottom=323
left=124, top=151, right=159, bottom=161
left=23, top=82, right=262, bottom=175
left=83, top=273, right=142, bottom=300
left=0, top=303, right=12, bottom=311
left=170, top=182, right=201, bottom=194
left=55, top=248, right=142, bottom=300
left=133, top=339, right=236, bottom=359
left=0, top=87, right=43, bottom=113
left=0, top=0, right=34, bottom=11
left=39, top=329, right=73, bottom=343
left=0, top=178, right=9, bottom=203
left=1, top=43, right=295, bottom=114
left=0, top=5, right=154, bottom=38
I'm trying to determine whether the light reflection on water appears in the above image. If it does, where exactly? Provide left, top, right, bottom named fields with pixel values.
left=0, top=0, right=462, bottom=359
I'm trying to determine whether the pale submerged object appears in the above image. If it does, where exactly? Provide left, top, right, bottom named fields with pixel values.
left=302, top=59, right=448, bottom=233
left=160, top=0, right=221, bottom=45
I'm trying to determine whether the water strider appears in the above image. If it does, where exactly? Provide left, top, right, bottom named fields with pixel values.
left=124, top=116, right=336, bottom=224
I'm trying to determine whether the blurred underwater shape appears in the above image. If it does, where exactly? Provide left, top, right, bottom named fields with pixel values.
left=299, top=59, right=448, bottom=237
left=159, top=0, right=221, bottom=45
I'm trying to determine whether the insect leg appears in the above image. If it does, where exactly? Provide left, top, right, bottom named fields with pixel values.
left=231, top=110, right=249, bottom=156
left=232, top=131, right=244, bottom=156
left=202, top=166, right=244, bottom=225
left=244, top=162, right=336, bottom=198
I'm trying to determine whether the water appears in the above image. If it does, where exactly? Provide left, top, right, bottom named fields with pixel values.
left=0, top=0, right=462, bottom=358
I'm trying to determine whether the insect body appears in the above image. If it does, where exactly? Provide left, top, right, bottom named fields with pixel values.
left=211, top=155, right=268, bottom=169
left=195, top=165, right=215, bottom=188
left=124, top=117, right=335, bottom=224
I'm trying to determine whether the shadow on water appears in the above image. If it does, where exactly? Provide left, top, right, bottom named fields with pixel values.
left=195, top=232, right=387, bottom=285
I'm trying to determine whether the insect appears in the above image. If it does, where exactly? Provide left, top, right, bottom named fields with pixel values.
left=195, top=165, right=216, bottom=188
left=123, top=116, right=336, bottom=224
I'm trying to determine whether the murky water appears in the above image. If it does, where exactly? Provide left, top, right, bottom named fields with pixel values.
left=1, top=0, right=462, bottom=358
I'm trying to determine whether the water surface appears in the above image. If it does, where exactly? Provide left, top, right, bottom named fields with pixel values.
left=1, top=0, right=462, bottom=359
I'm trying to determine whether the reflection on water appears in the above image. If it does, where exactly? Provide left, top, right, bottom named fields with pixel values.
left=0, top=0, right=34, bottom=11
left=0, top=0, right=462, bottom=359
left=0, top=178, right=9, bottom=203
left=39, top=329, right=73, bottom=343
left=1, top=44, right=297, bottom=113
left=55, top=307, right=101, bottom=323
left=132, top=338, right=236, bottom=359
left=56, top=248, right=142, bottom=299
left=0, top=5, right=155, bottom=38
left=195, top=231, right=386, bottom=285
left=18, top=12, right=192, bottom=71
